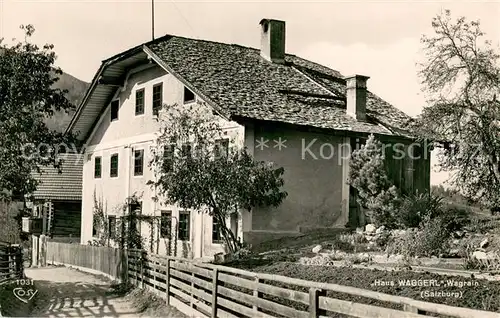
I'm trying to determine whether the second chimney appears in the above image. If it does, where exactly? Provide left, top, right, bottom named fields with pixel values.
left=345, top=75, right=369, bottom=121
left=260, top=19, right=286, bottom=64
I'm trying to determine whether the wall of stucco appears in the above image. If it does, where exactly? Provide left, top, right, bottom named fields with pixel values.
left=250, top=124, right=347, bottom=234
left=80, top=64, right=242, bottom=259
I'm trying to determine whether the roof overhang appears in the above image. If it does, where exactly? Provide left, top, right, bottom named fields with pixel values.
left=65, top=47, right=153, bottom=142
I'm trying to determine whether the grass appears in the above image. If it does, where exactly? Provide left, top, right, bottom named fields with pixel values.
left=252, top=230, right=346, bottom=254
left=124, top=288, right=189, bottom=317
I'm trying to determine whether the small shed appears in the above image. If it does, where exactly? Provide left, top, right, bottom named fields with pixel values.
left=29, top=154, right=83, bottom=241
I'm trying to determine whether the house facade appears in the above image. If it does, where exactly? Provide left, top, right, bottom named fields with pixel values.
left=67, top=18, right=430, bottom=258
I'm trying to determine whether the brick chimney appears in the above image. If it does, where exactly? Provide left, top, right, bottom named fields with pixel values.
left=259, top=19, right=286, bottom=64
left=345, top=75, right=369, bottom=121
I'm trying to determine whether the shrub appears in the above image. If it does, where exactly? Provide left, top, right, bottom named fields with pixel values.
left=466, top=216, right=500, bottom=234
left=440, top=203, right=472, bottom=232
left=386, top=216, right=451, bottom=258
left=394, top=192, right=444, bottom=228
left=349, top=135, right=401, bottom=229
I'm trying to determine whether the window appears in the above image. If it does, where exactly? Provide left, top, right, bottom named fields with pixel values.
left=108, top=216, right=116, bottom=239
left=110, top=153, right=119, bottom=177
left=181, top=144, right=192, bottom=159
left=179, top=211, right=190, bottom=241
left=134, top=149, right=144, bottom=176
left=163, top=145, right=175, bottom=172
left=160, top=211, right=172, bottom=238
left=110, top=100, right=119, bottom=121
left=135, top=88, right=145, bottom=115
left=94, top=156, right=102, bottom=178
left=214, top=139, right=229, bottom=159
left=152, top=83, right=163, bottom=116
left=212, top=216, right=222, bottom=243
left=183, top=87, right=195, bottom=104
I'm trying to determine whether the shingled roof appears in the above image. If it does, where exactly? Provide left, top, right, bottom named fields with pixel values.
left=31, top=154, right=83, bottom=201
left=68, top=33, right=415, bottom=140
left=145, top=35, right=414, bottom=137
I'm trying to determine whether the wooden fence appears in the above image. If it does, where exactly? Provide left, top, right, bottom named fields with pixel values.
left=45, top=242, right=500, bottom=318
left=0, top=243, right=23, bottom=285
left=46, top=241, right=125, bottom=280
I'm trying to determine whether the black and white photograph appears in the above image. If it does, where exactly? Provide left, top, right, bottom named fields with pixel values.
left=0, top=0, right=499, bottom=317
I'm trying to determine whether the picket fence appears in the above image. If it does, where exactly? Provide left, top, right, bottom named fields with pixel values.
left=46, top=242, right=500, bottom=318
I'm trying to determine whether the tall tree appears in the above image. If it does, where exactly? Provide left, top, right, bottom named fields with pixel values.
left=0, top=25, right=75, bottom=199
left=148, top=102, right=287, bottom=253
left=417, top=10, right=500, bottom=207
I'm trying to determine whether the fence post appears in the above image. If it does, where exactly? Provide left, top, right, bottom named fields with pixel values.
left=309, top=288, right=324, bottom=318
left=141, top=251, right=145, bottom=289
left=7, top=247, right=13, bottom=280
left=404, top=303, right=425, bottom=314
left=253, top=277, right=260, bottom=313
left=211, top=268, right=218, bottom=318
left=165, top=258, right=171, bottom=305
left=190, top=269, right=195, bottom=308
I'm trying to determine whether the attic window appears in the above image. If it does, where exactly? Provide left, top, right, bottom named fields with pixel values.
left=183, top=87, right=195, bottom=104
left=110, top=100, right=119, bottom=121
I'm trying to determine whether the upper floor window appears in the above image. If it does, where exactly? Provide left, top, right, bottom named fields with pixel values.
left=214, top=139, right=229, bottom=159
left=110, top=153, right=119, bottom=177
left=134, top=149, right=144, bottom=176
left=135, top=88, right=145, bottom=115
left=94, top=156, right=102, bottom=178
left=179, top=211, right=190, bottom=241
left=183, top=87, right=195, bottom=104
left=110, top=100, right=119, bottom=121
left=152, top=83, right=163, bottom=116
left=163, top=144, right=175, bottom=172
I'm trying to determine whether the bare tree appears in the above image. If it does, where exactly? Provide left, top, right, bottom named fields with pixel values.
left=417, top=10, right=500, bottom=207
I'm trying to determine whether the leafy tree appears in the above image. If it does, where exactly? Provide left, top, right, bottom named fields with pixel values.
left=0, top=25, right=75, bottom=199
left=148, top=102, right=287, bottom=253
left=349, top=134, right=400, bottom=228
left=416, top=10, right=500, bottom=207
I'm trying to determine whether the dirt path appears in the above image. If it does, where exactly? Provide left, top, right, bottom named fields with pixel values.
left=24, top=267, right=152, bottom=317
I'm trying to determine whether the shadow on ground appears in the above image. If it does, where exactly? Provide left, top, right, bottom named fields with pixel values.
left=25, top=267, right=147, bottom=317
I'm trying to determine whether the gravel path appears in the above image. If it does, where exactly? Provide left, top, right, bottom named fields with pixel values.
left=24, top=267, right=154, bottom=317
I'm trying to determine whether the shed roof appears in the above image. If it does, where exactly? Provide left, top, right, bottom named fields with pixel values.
left=31, top=154, right=83, bottom=201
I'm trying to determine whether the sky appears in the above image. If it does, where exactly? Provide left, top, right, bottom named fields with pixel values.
left=1, top=0, right=499, bottom=186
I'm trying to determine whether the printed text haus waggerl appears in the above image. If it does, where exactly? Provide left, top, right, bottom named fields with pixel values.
left=66, top=18, right=430, bottom=258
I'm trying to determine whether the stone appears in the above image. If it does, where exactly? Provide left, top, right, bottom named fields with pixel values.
left=375, top=226, right=385, bottom=234
left=365, top=235, right=375, bottom=241
left=358, top=253, right=371, bottom=262
left=486, top=252, right=499, bottom=260
left=480, top=238, right=489, bottom=249
left=448, top=249, right=460, bottom=257
left=452, top=239, right=460, bottom=245
left=312, top=244, right=322, bottom=254
left=365, top=224, right=376, bottom=234
left=391, top=229, right=407, bottom=237
left=472, top=251, right=488, bottom=260
left=356, top=227, right=364, bottom=235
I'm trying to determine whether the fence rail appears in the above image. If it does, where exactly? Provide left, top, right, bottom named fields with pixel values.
left=0, top=244, right=23, bottom=285
left=45, top=242, right=500, bottom=318
left=46, top=241, right=125, bottom=280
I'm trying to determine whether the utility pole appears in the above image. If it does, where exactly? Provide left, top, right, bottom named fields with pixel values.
left=152, top=0, right=155, bottom=40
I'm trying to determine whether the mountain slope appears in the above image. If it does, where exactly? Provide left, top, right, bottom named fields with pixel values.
left=45, top=72, right=89, bottom=133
